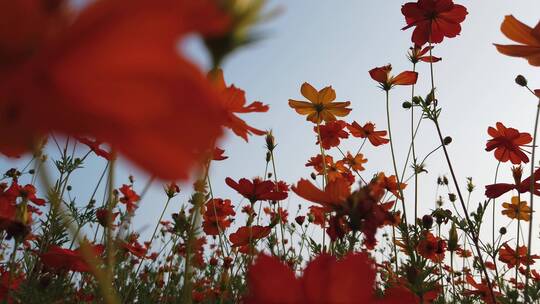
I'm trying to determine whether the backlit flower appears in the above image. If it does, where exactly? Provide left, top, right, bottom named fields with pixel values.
left=401, top=0, right=468, bottom=46
left=494, top=15, right=540, bottom=66
left=202, top=198, right=235, bottom=235
left=486, top=122, right=531, bottom=164
left=417, top=232, right=446, bottom=262
left=288, top=82, right=352, bottom=124
left=347, top=121, right=390, bottom=146
left=342, top=152, right=368, bottom=171
left=485, top=168, right=540, bottom=199
left=225, top=177, right=288, bottom=203
left=369, top=65, right=418, bottom=91
left=501, top=196, right=531, bottom=221
left=119, top=184, right=140, bottom=213
left=41, top=244, right=104, bottom=273
left=229, top=225, right=271, bottom=247
left=315, top=120, right=349, bottom=149
left=499, top=243, right=539, bottom=268
left=408, top=45, right=441, bottom=63
left=208, top=69, right=268, bottom=141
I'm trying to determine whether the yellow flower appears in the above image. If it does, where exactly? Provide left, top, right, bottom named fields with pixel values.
left=288, top=82, right=351, bottom=124
left=502, top=196, right=531, bottom=221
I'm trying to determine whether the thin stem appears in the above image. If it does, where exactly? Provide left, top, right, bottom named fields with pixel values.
left=410, top=63, right=419, bottom=224
left=428, top=43, right=496, bottom=303
left=525, top=98, right=540, bottom=302
left=385, top=90, right=408, bottom=226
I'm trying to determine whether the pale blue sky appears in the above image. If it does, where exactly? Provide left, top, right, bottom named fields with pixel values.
left=2, top=1, right=540, bottom=253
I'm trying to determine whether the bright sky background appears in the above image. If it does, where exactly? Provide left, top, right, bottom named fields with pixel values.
left=2, top=0, right=540, bottom=256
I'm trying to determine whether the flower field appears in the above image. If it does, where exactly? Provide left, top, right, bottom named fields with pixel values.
left=1, top=0, right=540, bottom=303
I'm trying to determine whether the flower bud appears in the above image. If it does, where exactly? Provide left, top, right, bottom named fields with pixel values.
left=499, top=227, right=507, bottom=235
left=515, top=75, right=528, bottom=87
left=443, top=136, right=452, bottom=145
left=422, top=214, right=433, bottom=229
left=265, top=130, right=276, bottom=152
left=295, top=216, right=305, bottom=225
left=402, top=101, right=412, bottom=109
left=448, top=223, right=458, bottom=252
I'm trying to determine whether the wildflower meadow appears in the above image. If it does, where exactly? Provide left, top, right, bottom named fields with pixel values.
left=1, top=0, right=540, bottom=303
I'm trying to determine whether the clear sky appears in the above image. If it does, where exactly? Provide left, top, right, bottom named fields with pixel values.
left=2, top=0, right=540, bottom=254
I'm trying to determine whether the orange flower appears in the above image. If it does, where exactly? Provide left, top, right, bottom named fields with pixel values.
left=0, top=0, right=230, bottom=180
left=292, top=178, right=351, bottom=211
left=408, top=45, right=441, bottom=64
left=288, top=82, right=352, bottom=124
left=305, top=154, right=351, bottom=183
left=369, top=65, right=418, bottom=91
left=501, top=196, right=531, bottom=221
left=347, top=121, right=390, bottom=146
left=375, top=173, right=407, bottom=199
left=342, top=152, right=368, bottom=171
left=494, top=15, right=540, bottom=66
left=208, top=69, right=268, bottom=141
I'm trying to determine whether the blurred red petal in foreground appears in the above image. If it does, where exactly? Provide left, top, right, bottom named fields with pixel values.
left=0, top=0, right=231, bottom=180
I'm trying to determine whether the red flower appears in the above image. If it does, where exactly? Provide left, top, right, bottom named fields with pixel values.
left=212, top=147, right=228, bottom=161
left=41, top=244, right=104, bottom=273
left=95, top=208, right=119, bottom=227
left=202, top=198, right=235, bottom=235
left=0, top=268, right=23, bottom=303
left=225, top=177, right=288, bottom=203
left=209, top=69, right=268, bottom=141
left=417, top=232, right=446, bottom=262
left=499, top=243, right=539, bottom=268
left=486, top=122, right=532, bottom=164
left=308, top=206, right=326, bottom=226
left=485, top=168, right=540, bottom=198
left=369, top=65, right=418, bottom=91
left=264, top=207, right=289, bottom=224
left=75, top=136, right=113, bottom=160
left=408, top=45, right=442, bottom=63
left=119, top=184, right=140, bottom=213
left=246, top=253, right=418, bottom=304
left=229, top=225, right=271, bottom=247
left=120, top=239, right=148, bottom=259
left=401, top=0, right=468, bottom=46
left=463, top=275, right=501, bottom=304
left=314, top=120, right=349, bottom=149
left=347, top=121, right=390, bottom=146
left=0, top=0, right=230, bottom=180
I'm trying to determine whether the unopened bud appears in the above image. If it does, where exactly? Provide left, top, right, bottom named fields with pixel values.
left=422, top=215, right=433, bottom=229
left=515, top=75, right=528, bottom=87
left=443, top=136, right=452, bottom=145
left=402, top=101, right=412, bottom=109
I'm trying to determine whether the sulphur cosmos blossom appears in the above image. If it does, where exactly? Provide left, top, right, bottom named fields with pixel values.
left=288, top=82, right=351, bottom=124
left=501, top=196, right=531, bottom=221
